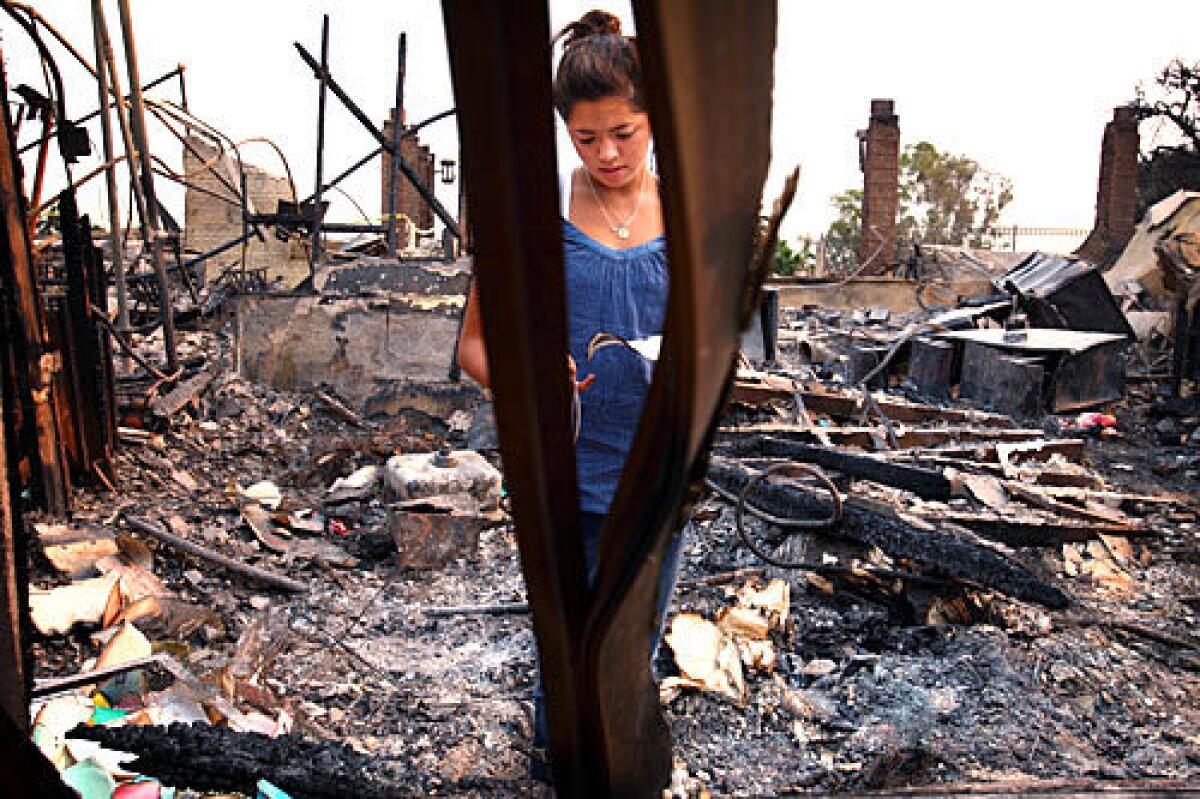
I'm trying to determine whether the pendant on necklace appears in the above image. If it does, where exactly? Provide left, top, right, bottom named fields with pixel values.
left=616, top=227, right=630, bottom=240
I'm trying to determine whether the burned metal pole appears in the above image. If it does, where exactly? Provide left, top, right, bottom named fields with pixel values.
left=294, top=41, right=461, bottom=239
left=114, top=0, right=177, bottom=372
left=17, top=65, right=184, bottom=157
left=89, top=0, right=128, bottom=333
left=385, top=33, right=406, bottom=258
left=308, top=14, right=330, bottom=281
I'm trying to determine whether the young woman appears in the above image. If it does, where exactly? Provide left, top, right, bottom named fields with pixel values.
left=455, top=8, right=686, bottom=778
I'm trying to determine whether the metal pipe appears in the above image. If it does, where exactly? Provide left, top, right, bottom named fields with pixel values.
left=177, top=62, right=190, bottom=140
left=307, top=15, right=329, bottom=282
left=145, top=103, right=240, bottom=202
left=0, top=5, right=71, bottom=165
left=89, top=0, right=128, bottom=331
left=301, top=146, right=381, bottom=207
left=294, top=41, right=461, bottom=238
left=293, top=111, right=454, bottom=208
left=182, top=229, right=256, bottom=272
left=16, top=65, right=183, bottom=156
left=385, top=33, right=406, bottom=257
left=27, top=116, right=51, bottom=227
left=115, top=0, right=176, bottom=371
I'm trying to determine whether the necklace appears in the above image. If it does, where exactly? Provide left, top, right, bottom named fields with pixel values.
left=585, top=165, right=646, bottom=240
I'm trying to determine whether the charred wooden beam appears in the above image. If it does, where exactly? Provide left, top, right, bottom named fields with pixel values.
left=70, top=722, right=393, bottom=798
left=708, top=458, right=1069, bottom=608
left=583, top=1, right=777, bottom=790
left=125, top=516, right=307, bottom=594
left=150, top=368, right=215, bottom=419
left=721, top=425, right=1056, bottom=452
left=0, top=56, right=68, bottom=515
left=731, top=378, right=1015, bottom=428
left=0, top=270, right=25, bottom=737
left=56, top=190, right=116, bottom=480
left=718, top=435, right=956, bottom=501
left=937, top=513, right=1146, bottom=547
left=858, top=777, right=1200, bottom=797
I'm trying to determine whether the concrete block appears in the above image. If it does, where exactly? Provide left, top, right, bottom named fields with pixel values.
left=384, top=450, right=502, bottom=511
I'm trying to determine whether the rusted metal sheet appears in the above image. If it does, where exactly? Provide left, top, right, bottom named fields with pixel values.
left=443, top=0, right=775, bottom=794
left=389, top=499, right=485, bottom=569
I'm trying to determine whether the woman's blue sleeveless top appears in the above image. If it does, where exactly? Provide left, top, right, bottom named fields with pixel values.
left=563, top=219, right=669, bottom=514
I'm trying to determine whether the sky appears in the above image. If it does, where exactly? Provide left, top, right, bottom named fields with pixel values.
left=5, top=0, right=1200, bottom=250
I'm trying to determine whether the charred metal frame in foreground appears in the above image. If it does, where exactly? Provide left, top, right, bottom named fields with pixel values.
left=443, top=0, right=776, bottom=793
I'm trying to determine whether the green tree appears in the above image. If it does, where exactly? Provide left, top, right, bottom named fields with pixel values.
left=772, top=236, right=816, bottom=277
left=1134, top=59, right=1200, bottom=212
left=824, top=142, right=1013, bottom=272
left=897, top=141, right=1012, bottom=248
left=824, top=188, right=862, bottom=273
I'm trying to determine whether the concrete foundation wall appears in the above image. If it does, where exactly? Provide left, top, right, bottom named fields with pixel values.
left=769, top=276, right=994, bottom=313
left=237, top=259, right=477, bottom=416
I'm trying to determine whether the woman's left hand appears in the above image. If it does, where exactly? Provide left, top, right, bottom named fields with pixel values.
left=568, top=355, right=596, bottom=393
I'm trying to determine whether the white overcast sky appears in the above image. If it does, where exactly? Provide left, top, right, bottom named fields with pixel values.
left=5, top=1, right=1199, bottom=246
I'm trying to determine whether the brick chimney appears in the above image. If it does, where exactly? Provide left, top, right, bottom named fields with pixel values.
left=857, top=99, right=900, bottom=275
left=382, top=108, right=437, bottom=241
left=1076, top=106, right=1140, bottom=264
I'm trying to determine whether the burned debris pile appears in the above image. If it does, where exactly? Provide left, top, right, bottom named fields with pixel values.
left=21, top=242, right=1200, bottom=796
left=5, top=2, right=1200, bottom=796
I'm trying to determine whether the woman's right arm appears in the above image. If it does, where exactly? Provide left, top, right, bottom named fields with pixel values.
left=456, top=280, right=491, bottom=390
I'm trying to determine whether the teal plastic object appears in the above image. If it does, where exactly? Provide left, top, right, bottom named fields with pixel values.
left=90, top=705, right=129, bottom=726
left=61, top=758, right=117, bottom=799
left=256, top=779, right=293, bottom=799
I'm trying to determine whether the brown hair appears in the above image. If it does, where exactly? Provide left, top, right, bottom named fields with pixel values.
left=553, top=10, right=644, bottom=121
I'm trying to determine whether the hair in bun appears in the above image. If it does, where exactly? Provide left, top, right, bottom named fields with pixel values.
left=553, top=10, right=643, bottom=120
left=557, top=10, right=622, bottom=49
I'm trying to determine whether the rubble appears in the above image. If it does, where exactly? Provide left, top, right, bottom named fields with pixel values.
left=4, top=3, right=1200, bottom=795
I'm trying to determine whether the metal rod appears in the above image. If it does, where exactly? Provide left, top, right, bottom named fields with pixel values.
left=27, top=117, right=51, bottom=231
left=292, top=109, right=454, bottom=209
left=182, top=229, right=255, bottom=272
left=88, top=303, right=167, bottom=380
left=239, top=168, right=249, bottom=287
left=145, top=103, right=240, bottom=202
left=114, top=0, right=177, bottom=371
left=177, top=62, right=189, bottom=140
left=385, top=33, right=406, bottom=258
left=32, top=654, right=165, bottom=699
left=307, top=15, right=329, bottom=282
left=294, top=41, right=461, bottom=238
left=301, top=146, right=382, bottom=207
left=16, top=65, right=183, bottom=156
left=89, top=1, right=128, bottom=332
left=94, top=2, right=158, bottom=339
